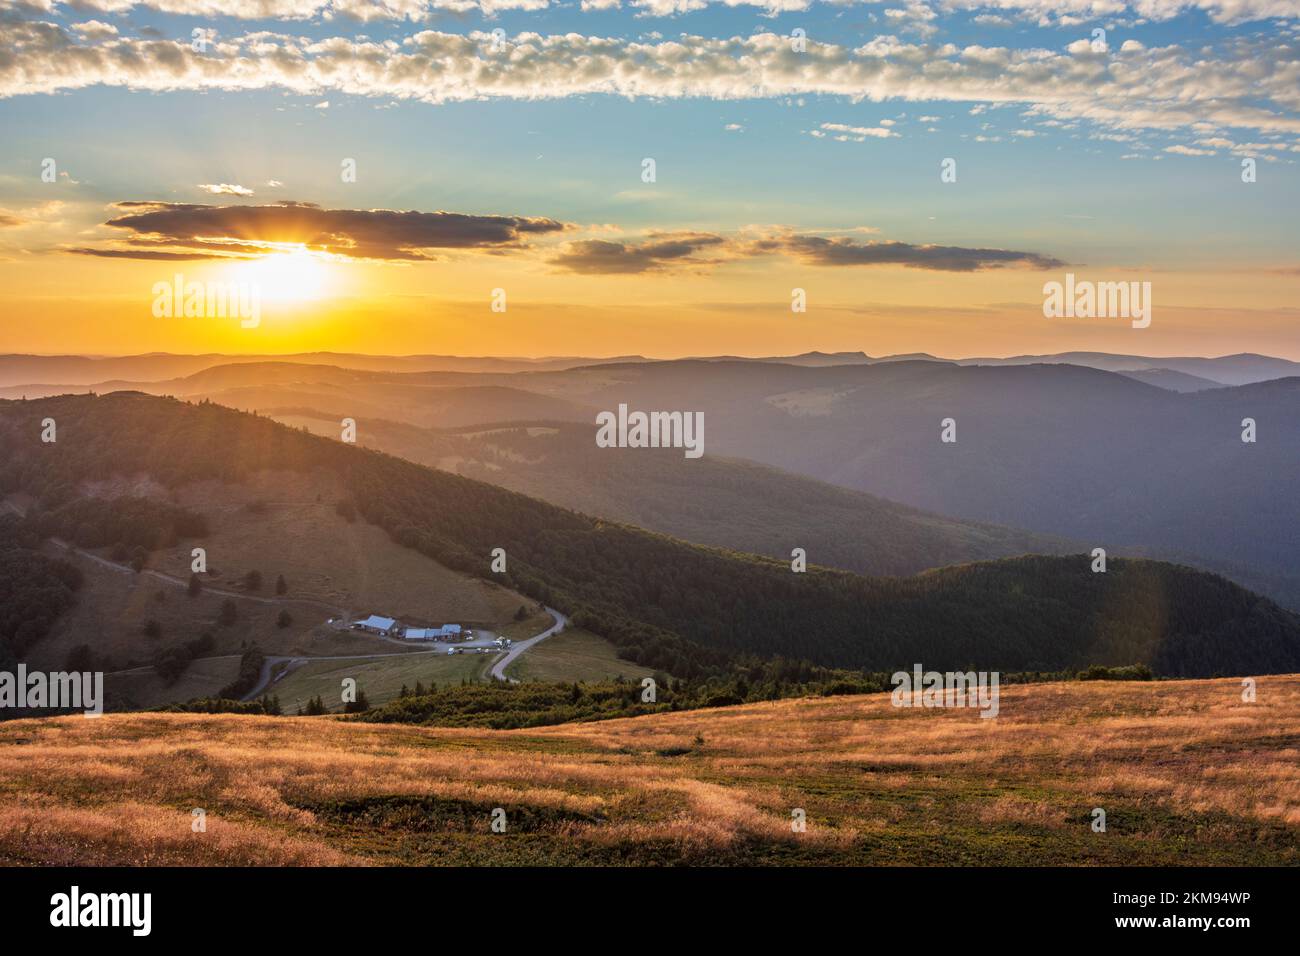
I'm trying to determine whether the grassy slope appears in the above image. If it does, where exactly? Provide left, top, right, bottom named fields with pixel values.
left=105, top=655, right=245, bottom=710
left=13, top=464, right=532, bottom=695
left=0, top=676, right=1295, bottom=866
left=271, top=652, right=489, bottom=714
left=505, top=628, right=657, bottom=683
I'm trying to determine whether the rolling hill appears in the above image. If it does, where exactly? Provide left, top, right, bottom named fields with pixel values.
left=263, top=411, right=1078, bottom=578
left=1, top=675, right=1295, bottom=865
left=3, top=392, right=1298, bottom=679
left=505, top=359, right=1300, bottom=608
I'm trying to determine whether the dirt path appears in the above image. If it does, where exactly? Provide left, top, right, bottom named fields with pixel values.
left=46, top=536, right=350, bottom=615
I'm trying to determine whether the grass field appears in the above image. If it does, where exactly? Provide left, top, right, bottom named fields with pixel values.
left=497, top=609, right=553, bottom=641
left=505, top=628, right=656, bottom=684
left=270, top=652, right=491, bottom=714
left=106, top=656, right=245, bottom=710
left=28, top=470, right=531, bottom=678
left=1, top=676, right=1296, bottom=866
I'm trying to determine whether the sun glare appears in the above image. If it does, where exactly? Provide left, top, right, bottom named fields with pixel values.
left=237, top=248, right=331, bottom=303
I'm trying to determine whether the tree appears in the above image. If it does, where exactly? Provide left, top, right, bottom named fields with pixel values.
left=187, top=573, right=201, bottom=597
left=514, top=605, right=529, bottom=621
left=275, top=574, right=287, bottom=596
left=276, top=609, right=292, bottom=629
left=244, top=570, right=263, bottom=592
left=219, top=599, right=238, bottom=626
left=142, top=619, right=162, bottom=639
left=65, top=644, right=96, bottom=671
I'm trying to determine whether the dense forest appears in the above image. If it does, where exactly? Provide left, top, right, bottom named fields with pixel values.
left=24, top=496, right=209, bottom=553
left=3, top=392, right=1298, bottom=679
left=0, top=516, right=84, bottom=662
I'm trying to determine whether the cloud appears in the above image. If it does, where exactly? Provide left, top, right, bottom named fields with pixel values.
left=0, top=212, right=26, bottom=227
left=22, top=0, right=1300, bottom=24
left=76, top=200, right=570, bottom=262
left=745, top=233, right=1065, bottom=271
left=1, top=22, right=1297, bottom=141
left=69, top=20, right=118, bottom=41
left=816, top=122, right=899, bottom=141
left=28, top=0, right=551, bottom=19
left=67, top=247, right=231, bottom=261
left=197, top=183, right=255, bottom=196
left=551, top=233, right=728, bottom=274
left=550, top=229, right=1064, bottom=274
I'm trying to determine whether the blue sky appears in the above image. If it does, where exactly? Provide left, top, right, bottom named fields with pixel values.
left=0, top=1, right=1297, bottom=358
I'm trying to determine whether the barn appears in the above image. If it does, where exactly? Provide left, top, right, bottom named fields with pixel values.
left=351, top=615, right=399, bottom=636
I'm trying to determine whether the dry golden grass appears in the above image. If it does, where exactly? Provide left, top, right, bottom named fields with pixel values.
left=0, top=676, right=1296, bottom=866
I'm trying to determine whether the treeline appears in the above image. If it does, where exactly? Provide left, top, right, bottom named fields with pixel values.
left=21, top=496, right=208, bottom=553
left=160, top=696, right=281, bottom=715
left=152, top=632, right=216, bottom=684
left=3, top=393, right=1298, bottom=680
left=0, top=519, right=84, bottom=661
left=217, top=644, right=266, bottom=700
left=355, top=663, right=1157, bottom=729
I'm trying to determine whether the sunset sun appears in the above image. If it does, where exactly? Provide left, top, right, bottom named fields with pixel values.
left=237, top=248, right=330, bottom=303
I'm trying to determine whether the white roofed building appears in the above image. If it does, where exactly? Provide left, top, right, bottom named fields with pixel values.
left=403, top=624, right=463, bottom=641
left=352, top=615, right=398, bottom=635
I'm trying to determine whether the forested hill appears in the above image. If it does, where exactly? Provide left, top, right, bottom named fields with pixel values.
left=3, top=392, right=1298, bottom=678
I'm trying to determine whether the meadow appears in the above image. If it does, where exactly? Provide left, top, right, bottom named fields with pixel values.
left=0, top=676, right=1294, bottom=866
left=504, top=628, right=657, bottom=684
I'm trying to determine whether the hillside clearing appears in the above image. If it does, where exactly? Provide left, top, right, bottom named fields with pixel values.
left=504, top=628, right=657, bottom=684
left=271, top=652, right=491, bottom=714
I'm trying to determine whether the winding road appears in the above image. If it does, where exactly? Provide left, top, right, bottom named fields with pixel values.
left=9, top=495, right=571, bottom=701
left=489, top=607, right=567, bottom=682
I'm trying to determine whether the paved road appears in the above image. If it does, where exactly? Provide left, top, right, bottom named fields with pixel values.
left=490, top=607, right=568, bottom=682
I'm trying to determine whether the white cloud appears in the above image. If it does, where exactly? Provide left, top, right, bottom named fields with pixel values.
left=69, top=20, right=119, bottom=41
left=818, top=122, right=900, bottom=140
left=1, top=23, right=1297, bottom=142
left=23, top=0, right=1300, bottom=23
left=197, top=183, right=255, bottom=195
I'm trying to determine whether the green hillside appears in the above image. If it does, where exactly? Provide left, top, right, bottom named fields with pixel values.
left=3, top=392, right=1298, bottom=678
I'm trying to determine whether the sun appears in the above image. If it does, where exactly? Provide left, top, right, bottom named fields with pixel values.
left=237, top=248, right=330, bottom=303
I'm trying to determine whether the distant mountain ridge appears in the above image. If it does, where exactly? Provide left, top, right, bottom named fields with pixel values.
left=4, top=349, right=1297, bottom=393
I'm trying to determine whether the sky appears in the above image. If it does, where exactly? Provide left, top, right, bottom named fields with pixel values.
left=0, top=0, right=1297, bottom=359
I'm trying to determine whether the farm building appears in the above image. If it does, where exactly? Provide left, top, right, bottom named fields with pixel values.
left=403, top=624, right=463, bottom=641
left=351, top=615, right=399, bottom=636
